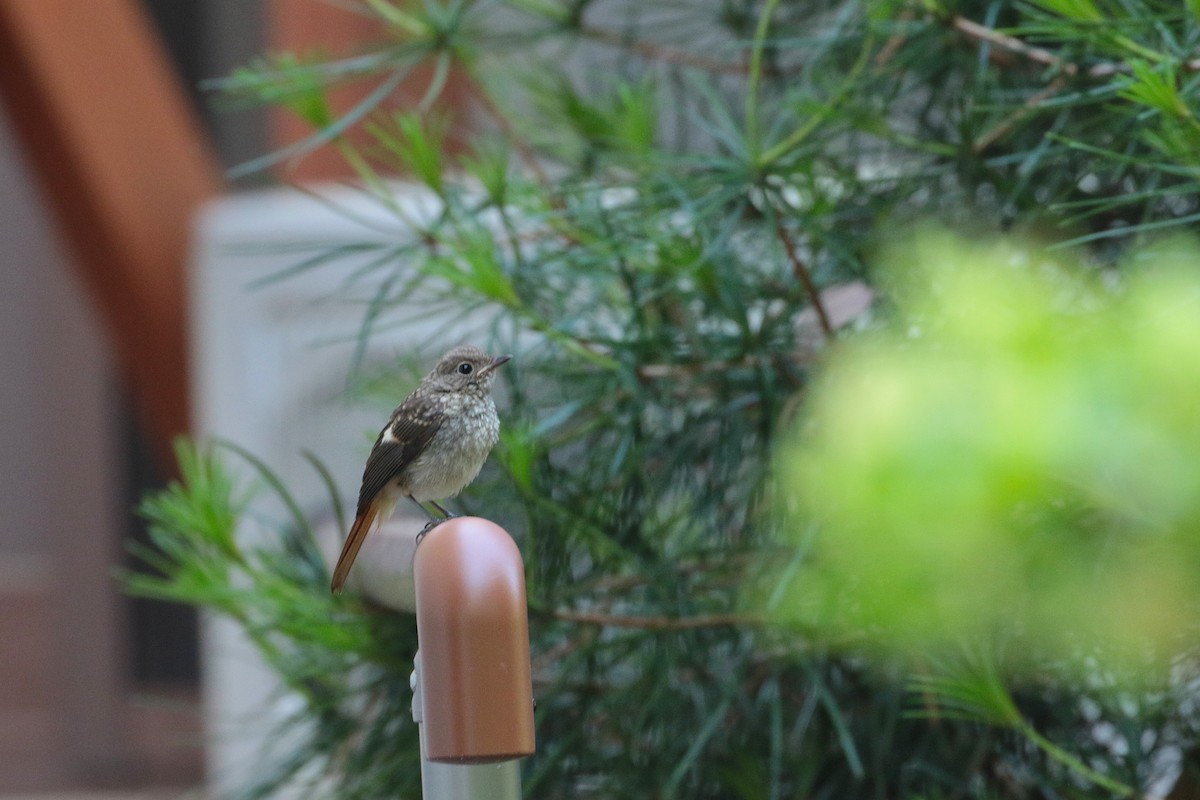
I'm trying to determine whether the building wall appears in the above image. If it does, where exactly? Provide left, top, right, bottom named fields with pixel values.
left=0, top=106, right=131, bottom=790
left=0, top=1, right=274, bottom=789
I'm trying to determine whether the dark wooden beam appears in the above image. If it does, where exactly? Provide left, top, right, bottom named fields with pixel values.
left=0, top=0, right=222, bottom=466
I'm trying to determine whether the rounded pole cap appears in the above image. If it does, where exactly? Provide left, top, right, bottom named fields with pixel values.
left=413, top=517, right=535, bottom=763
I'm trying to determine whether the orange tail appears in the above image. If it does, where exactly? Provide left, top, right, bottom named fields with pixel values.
left=331, top=502, right=380, bottom=593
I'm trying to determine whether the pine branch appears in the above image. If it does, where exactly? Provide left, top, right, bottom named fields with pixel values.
left=951, top=15, right=1066, bottom=72
left=972, top=77, right=1068, bottom=153
left=462, top=74, right=551, bottom=187
left=774, top=219, right=833, bottom=340
left=951, top=13, right=1200, bottom=79
left=578, top=24, right=749, bottom=75
left=165, top=3, right=1200, bottom=796
left=550, top=608, right=762, bottom=630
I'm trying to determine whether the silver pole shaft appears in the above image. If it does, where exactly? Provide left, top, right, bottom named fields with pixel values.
left=413, top=652, right=523, bottom=800
left=419, top=760, right=522, bottom=800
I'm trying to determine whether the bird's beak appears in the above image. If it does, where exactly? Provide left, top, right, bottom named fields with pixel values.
left=480, top=354, right=512, bottom=375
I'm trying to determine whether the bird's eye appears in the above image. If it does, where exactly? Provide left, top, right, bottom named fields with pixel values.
left=457, top=362, right=473, bottom=375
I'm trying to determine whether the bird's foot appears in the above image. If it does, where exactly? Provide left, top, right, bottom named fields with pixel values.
left=415, top=516, right=454, bottom=546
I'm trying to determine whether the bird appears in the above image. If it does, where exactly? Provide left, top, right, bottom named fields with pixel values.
left=331, top=345, right=511, bottom=593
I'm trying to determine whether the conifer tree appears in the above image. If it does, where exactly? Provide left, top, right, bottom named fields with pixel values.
left=135, top=2, right=1200, bottom=797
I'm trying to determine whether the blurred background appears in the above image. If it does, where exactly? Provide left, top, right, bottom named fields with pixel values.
left=6, top=1, right=1200, bottom=797
left=0, top=1, right=392, bottom=794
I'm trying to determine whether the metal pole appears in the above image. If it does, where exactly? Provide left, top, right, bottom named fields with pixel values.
left=410, top=517, right=535, bottom=799
left=412, top=652, right=523, bottom=800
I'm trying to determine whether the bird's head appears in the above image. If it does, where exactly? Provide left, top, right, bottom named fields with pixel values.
left=425, top=345, right=511, bottom=395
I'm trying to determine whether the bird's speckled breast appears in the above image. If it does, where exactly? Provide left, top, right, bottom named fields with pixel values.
left=405, top=394, right=500, bottom=502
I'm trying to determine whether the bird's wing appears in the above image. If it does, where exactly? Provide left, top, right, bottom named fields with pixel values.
left=356, top=392, right=444, bottom=513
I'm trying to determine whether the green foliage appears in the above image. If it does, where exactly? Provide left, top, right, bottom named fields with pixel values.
left=366, top=111, right=450, bottom=194
left=225, top=53, right=335, bottom=129
left=136, top=0, right=1200, bottom=797
left=778, top=231, right=1200, bottom=675
left=775, top=233, right=1200, bottom=794
left=130, top=441, right=422, bottom=799
left=910, top=648, right=1137, bottom=797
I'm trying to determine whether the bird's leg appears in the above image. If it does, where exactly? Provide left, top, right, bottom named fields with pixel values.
left=406, top=495, right=441, bottom=522
left=411, top=496, right=455, bottom=547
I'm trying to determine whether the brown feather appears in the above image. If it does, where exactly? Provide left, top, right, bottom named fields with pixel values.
left=331, top=501, right=380, bottom=593
left=356, top=398, right=443, bottom=512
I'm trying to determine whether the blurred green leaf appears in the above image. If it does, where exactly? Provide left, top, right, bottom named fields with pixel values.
left=367, top=111, right=449, bottom=194
left=773, top=230, right=1200, bottom=678
left=228, top=53, right=335, bottom=128
left=1029, top=0, right=1104, bottom=23
left=422, top=225, right=520, bottom=305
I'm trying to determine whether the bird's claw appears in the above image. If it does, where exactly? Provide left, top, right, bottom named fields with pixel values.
left=415, top=515, right=458, bottom=546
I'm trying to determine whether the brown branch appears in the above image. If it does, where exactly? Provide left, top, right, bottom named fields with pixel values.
left=949, top=13, right=1200, bottom=151
left=565, top=553, right=758, bottom=596
left=972, top=76, right=1067, bottom=153
left=774, top=219, right=833, bottom=340
left=952, top=14, right=1200, bottom=80
left=634, top=354, right=820, bottom=381
left=531, top=632, right=595, bottom=674
left=551, top=608, right=763, bottom=630
left=634, top=358, right=746, bottom=381
left=874, top=6, right=917, bottom=68
left=579, top=24, right=749, bottom=75
left=951, top=15, right=1069, bottom=73
left=1084, top=56, right=1200, bottom=79
left=949, top=14, right=1200, bottom=151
